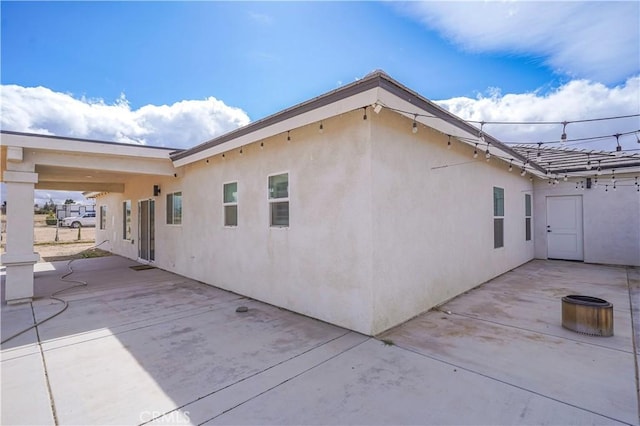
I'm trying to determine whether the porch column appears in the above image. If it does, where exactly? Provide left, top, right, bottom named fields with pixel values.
left=1, top=170, right=40, bottom=304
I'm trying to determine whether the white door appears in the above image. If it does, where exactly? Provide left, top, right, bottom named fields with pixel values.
left=546, top=196, right=584, bottom=261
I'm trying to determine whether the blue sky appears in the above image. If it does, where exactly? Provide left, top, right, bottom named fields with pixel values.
left=2, top=1, right=561, bottom=118
left=1, top=1, right=639, bottom=204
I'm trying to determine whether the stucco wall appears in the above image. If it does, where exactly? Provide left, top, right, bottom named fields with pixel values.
left=533, top=175, right=640, bottom=266
left=369, top=110, right=535, bottom=334
left=98, top=110, right=376, bottom=334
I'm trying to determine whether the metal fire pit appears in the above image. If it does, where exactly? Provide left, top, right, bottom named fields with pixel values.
left=561, top=295, right=613, bottom=337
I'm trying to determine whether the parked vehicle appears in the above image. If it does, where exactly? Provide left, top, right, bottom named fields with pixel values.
left=62, top=212, right=96, bottom=228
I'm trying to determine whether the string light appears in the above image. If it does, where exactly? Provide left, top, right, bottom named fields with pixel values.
left=597, top=160, right=602, bottom=175
left=560, top=121, right=568, bottom=142
left=615, top=133, right=622, bottom=155
left=485, top=142, right=491, bottom=161
left=473, top=143, right=478, bottom=158
left=287, top=131, right=291, bottom=142
left=563, top=174, right=568, bottom=181
left=260, top=142, right=264, bottom=149
left=575, top=181, right=579, bottom=190
left=447, top=135, right=452, bottom=149
left=520, top=167, right=526, bottom=177
left=319, top=122, right=324, bottom=134
left=586, top=154, right=592, bottom=170
left=605, top=184, right=608, bottom=192
left=239, top=147, right=243, bottom=155
left=594, top=176, right=598, bottom=188
left=537, top=142, right=542, bottom=158
left=613, top=181, right=617, bottom=191
left=508, top=159, right=513, bottom=172
left=222, top=153, right=226, bottom=159
left=412, top=115, right=418, bottom=134
left=478, top=122, right=485, bottom=143
left=581, top=181, right=585, bottom=190
left=363, top=107, right=368, bottom=120
left=611, top=169, right=616, bottom=183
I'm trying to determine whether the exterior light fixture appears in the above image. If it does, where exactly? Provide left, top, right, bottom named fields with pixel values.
left=373, top=104, right=383, bottom=114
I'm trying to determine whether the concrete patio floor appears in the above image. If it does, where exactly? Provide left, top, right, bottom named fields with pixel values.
left=1, top=256, right=638, bottom=425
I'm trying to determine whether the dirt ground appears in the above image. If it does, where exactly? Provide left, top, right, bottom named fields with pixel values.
left=1, top=214, right=109, bottom=262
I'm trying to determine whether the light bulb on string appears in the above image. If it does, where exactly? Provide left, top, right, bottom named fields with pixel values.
left=485, top=142, right=491, bottom=161
left=508, top=159, right=513, bottom=172
left=412, top=115, right=418, bottom=134
left=581, top=181, right=585, bottom=190
left=520, top=167, right=526, bottom=177
left=287, top=131, right=291, bottom=142
left=447, top=135, right=452, bottom=149
left=615, top=133, right=622, bottom=155
left=239, top=147, right=243, bottom=155
left=473, top=143, right=478, bottom=158
left=594, top=176, right=598, bottom=188
left=596, top=160, right=602, bottom=175
left=260, top=142, right=264, bottom=150
left=611, top=169, right=616, bottom=183
left=563, top=174, right=568, bottom=181
left=586, top=154, right=592, bottom=170
left=613, top=182, right=617, bottom=191
left=319, top=122, right=324, bottom=134
left=537, top=142, right=542, bottom=158
left=560, top=121, right=568, bottom=142
left=554, top=177, right=559, bottom=185
left=575, top=181, right=579, bottom=190
left=362, top=107, right=367, bottom=120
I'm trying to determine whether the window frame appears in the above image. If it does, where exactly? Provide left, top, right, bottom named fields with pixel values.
left=268, top=172, right=289, bottom=228
left=493, top=187, right=504, bottom=249
left=99, top=205, right=107, bottom=230
left=123, top=200, right=132, bottom=240
left=166, top=191, right=182, bottom=225
left=223, top=181, right=238, bottom=227
left=525, top=193, right=532, bottom=242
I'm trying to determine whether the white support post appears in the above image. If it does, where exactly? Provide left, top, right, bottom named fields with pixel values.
left=1, top=170, right=40, bottom=304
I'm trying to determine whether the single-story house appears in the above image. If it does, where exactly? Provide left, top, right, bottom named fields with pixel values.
left=2, top=71, right=639, bottom=335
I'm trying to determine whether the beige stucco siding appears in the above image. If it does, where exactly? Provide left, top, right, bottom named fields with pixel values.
left=369, top=110, right=535, bottom=334
left=98, top=110, right=375, bottom=334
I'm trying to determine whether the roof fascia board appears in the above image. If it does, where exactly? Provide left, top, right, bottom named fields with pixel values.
left=376, top=77, right=546, bottom=174
left=171, top=75, right=384, bottom=164
left=0, top=131, right=176, bottom=159
left=172, top=87, right=380, bottom=167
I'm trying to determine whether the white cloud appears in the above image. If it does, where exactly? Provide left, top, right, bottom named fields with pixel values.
left=435, top=76, right=640, bottom=151
left=400, top=1, right=639, bottom=84
left=0, top=85, right=250, bottom=149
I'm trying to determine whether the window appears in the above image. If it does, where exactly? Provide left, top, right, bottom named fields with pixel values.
left=123, top=200, right=131, bottom=240
left=166, top=192, right=182, bottom=225
left=525, top=193, right=532, bottom=241
left=223, top=182, right=238, bottom=227
left=493, top=187, right=504, bottom=248
left=269, top=173, right=289, bottom=227
left=99, top=206, right=107, bottom=230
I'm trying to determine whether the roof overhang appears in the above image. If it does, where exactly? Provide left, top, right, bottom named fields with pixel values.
left=171, top=71, right=546, bottom=174
left=1, top=131, right=179, bottom=194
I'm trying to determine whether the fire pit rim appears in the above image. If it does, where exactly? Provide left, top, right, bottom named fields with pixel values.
left=561, top=294, right=611, bottom=307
